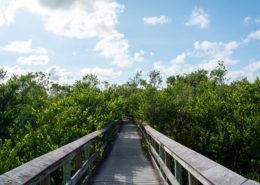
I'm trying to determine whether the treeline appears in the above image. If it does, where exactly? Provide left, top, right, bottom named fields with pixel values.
left=125, top=62, right=260, bottom=181
left=0, top=70, right=124, bottom=174
left=0, top=62, right=259, bottom=181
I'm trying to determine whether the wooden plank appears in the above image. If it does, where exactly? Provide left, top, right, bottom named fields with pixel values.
left=2, top=162, right=47, bottom=185
left=0, top=175, right=21, bottom=185
left=89, top=123, right=163, bottom=185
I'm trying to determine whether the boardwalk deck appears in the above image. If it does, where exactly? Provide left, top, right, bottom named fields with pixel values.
left=88, top=122, right=162, bottom=185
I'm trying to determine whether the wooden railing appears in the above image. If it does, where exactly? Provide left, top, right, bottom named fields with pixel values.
left=0, top=120, right=120, bottom=185
left=140, top=122, right=260, bottom=185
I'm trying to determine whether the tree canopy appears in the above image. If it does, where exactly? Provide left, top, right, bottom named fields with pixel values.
left=0, top=63, right=259, bottom=182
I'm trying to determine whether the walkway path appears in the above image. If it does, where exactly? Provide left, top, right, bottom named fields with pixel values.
left=89, top=121, right=162, bottom=185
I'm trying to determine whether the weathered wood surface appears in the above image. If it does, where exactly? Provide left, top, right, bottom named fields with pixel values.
left=88, top=122, right=163, bottom=185
left=1, top=119, right=259, bottom=185
left=0, top=122, right=116, bottom=185
left=143, top=122, right=260, bottom=185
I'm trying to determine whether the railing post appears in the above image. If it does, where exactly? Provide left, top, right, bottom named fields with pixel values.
left=148, top=135, right=151, bottom=144
left=84, top=144, right=91, bottom=173
left=159, top=145, right=163, bottom=173
left=93, top=142, right=96, bottom=154
left=159, top=145, right=165, bottom=161
left=165, top=151, right=171, bottom=169
left=92, top=142, right=96, bottom=169
left=152, top=139, right=156, bottom=149
left=175, top=159, right=183, bottom=185
left=188, top=173, right=199, bottom=185
left=75, top=150, right=82, bottom=171
left=40, top=175, right=50, bottom=185
left=63, top=158, right=71, bottom=183
left=164, top=150, right=171, bottom=183
left=84, top=144, right=89, bottom=160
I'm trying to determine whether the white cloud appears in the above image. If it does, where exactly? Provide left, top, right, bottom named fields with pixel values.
left=2, top=40, right=48, bottom=55
left=2, top=40, right=49, bottom=65
left=194, top=40, right=240, bottom=51
left=0, top=65, right=27, bottom=82
left=133, top=50, right=145, bottom=62
left=0, top=0, right=16, bottom=26
left=244, top=30, right=260, bottom=42
left=193, top=40, right=240, bottom=69
left=154, top=40, right=240, bottom=78
left=3, top=65, right=26, bottom=76
left=154, top=60, right=195, bottom=77
left=94, top=32, right=132, bottom=67
left=95, top=34, right=145, bottom=67
left=143, top=15, right=171, bottom=25
left=0, top=0, right=142, bottom=67
left=243, top=16, right=260, bottom=25
left=185, top=6, right=209, bottom=29
left=170, top=53, right=186, bottom=64
left=46, top=66, right=72, bottom=83
left=224, top=41, right=240, bottom=51
left=2, top=40, right=33, bottom=53
left=255, top=18, right=260, bottom=23
left=243, top=16, right=251, bottom=24
left=17, top=55, right=49, bottom=65
left=227, top=61, right=260, bottom=82
left=80, top=67, right=122, bottom=80
left=3, top=0, right=124, bottom=39
left=154, top=30, right=259, bottom=83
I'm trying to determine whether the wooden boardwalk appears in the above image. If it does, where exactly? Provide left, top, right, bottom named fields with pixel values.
left=1, top=120, right=258, bottom=185
left=88, top=122, right=162, bottom=185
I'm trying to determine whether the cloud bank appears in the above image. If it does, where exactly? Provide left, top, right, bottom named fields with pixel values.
left=0, top=0, right=144, bottom=67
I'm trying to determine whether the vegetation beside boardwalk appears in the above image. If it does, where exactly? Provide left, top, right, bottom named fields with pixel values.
left=0, top=62, right=259, bottom=181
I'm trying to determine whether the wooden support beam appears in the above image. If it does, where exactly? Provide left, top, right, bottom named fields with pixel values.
left=188, top=172, right=199, bottom=185
left=165, top=151, right=171, bottom=169
left=159, top=145, right=164, bottom=160
left=75, top=150, right=82, bottom=171
left=84, top=144, right=90, bottom=173
left=63, top=158, right=71, bottom=183
left=175, top=159, right=183, bottom=185
left=84, top=144, right=89, bottom=160
left=165, top=151, right=172, bottom=184
left=40, top=175, right=50, bottom=185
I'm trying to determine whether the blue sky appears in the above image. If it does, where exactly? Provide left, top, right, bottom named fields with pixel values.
left=0, top=0, right=260, bottom=84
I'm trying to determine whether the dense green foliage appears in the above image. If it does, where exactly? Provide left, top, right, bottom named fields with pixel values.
left=0, top=72, right=124, bottom=174
left=125, top=63, right=260, bottom=181
left=0, top=62, right=259, bottom=181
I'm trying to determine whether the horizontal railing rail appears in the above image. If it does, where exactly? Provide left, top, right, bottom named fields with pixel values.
left=140, top=122, right=260, bottom=185
left=0, top=120, right=120, bottom=185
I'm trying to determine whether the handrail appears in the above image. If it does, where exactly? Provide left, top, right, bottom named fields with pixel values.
left=0, top=120, right=120, bottom=185
left=141, top=122, right=260, bottom=185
